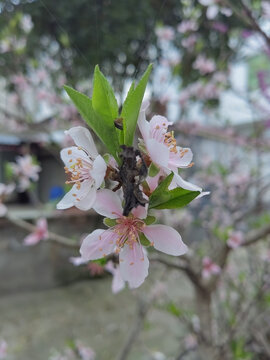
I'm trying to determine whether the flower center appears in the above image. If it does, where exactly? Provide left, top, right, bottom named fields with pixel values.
left=64, top=148, right=93, bottom=190
left=113, top=215, right=145, bottom=253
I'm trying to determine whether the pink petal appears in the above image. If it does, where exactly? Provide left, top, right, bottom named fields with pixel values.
left=171, top=172, right=203, bottom=192
left=56, top=185, right=76, bottom=209
left=91, top=155, right=107, bottom=188
left=23, top=233, right=41, bottom=246
left=65, top=126, right=98, bottom=158
left=69, top=256, right=88, bottom=266
left=131, top=204, right=148, bottom=219
left=169, top=147, right=193, bottom=168
left=138, top=101, right=150, bottom=141
left=146, top=173, right=160, bottom=192
left=75, top=182, right=97, bottom=211
left=93, top=189, right=123, bottom=218
left=119, top=243, right=149, bottom=288
left=80, top=229, right=117, bottom=260
left=146, top=138, right=170, bottom=168
left=111, top=266, right=126, bottom=294
left=142, top=224, right=188, bottom=256
left=60, top=146, right=89, bottom=168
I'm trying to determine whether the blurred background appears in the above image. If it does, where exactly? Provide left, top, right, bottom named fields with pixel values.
left=0, top=0, right=270, bottom=359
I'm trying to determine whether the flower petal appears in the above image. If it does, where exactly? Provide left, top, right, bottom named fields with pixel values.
left=65, top=126, right=98, bottom=158
left=56, top=185, right=77, bottom=209
left=91, top=155, right=107, bottom=188
left=172, top=172, right=203, bottom=192
left=169, top=147, right=193, bottom=169
left=146, top=138, right=170, bottom=168
left=111, top=266, right=126, bottom=294
left=142, top=224, right=188, bottom=256
left=119, top=243, right=149, bottom=288
left=60, top=146, right=89, bottom=168
left=75, top=183, right=97, bottom=211
left=80, top=229, right=117, bottom=260
left=93, top=189, right=123, bottom=218
left=131, top=204, right=148, bottom=219
left=138, top=102, right=150, bottom=141
left=23, top=233, right=40, bottom=246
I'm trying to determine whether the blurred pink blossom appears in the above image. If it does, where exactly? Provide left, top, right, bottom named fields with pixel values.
left=23, top=218, right=49, bottom=246
left=193, top=55, right=216, bottom=75
left=155, top=26, right=175, bottom=41
left=181, top=34, right=198, bottom=49
left=262, top=1, right=270, bottom=19
left=227, top=231, right=244, bottom=249
left=212, top=22, right=228, bottom=33
left=184, top=334, right=198, bottom=350
left=11, top=155, right=41, bottom=192
left=0, top=339, right=7, bottom=359
left=105, top=261, right=126, bottom=294
left=87, top=262, right=104, bottom=277
left=76, top=341, right=96, bottom=360
left=202, top=257, right=221, bottom=279
left=177, top=20, right=198, bottom=33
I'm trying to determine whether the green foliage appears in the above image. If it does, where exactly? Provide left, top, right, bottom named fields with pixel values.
left=166, top=302, right=182, bottom=317
left=103, top=218, right=117, bottom=227
left=139, top=232, right=151, bottom=246
left=121, top=64, right=152, bottom=146
left=148, top=162, right=160, bottom=177
left=4, top=162, right=14, bottom=181
left=144, top=215, right=156, bottom=225
left=92, top=65, right=119, bottom=122
left=149, top=172, right=200, bottom=210
left=64, top=85, right=120, bottom=163
left=65, top=64, right=152, bottom=161
left=231, top=338, right=252, bottom=360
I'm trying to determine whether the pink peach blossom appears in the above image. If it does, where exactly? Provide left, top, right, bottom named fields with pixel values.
left=202, top=257, right=221, bottom=279
left=155, top=26, right=175, bottom=41
left=138, top=102, right=206, bottom=194
left=227, top=231, right=244, bottom=249
left=80, top=189, right=188, bottom=288
left=193, top=55, right=216, bottom=75
left=57, top=126, right=107, bottom=211
left=177, top=20, right=198, bottom=34
left=23, top=218, right=49, bottom=246
left=11, top=155, right=41, bottom=192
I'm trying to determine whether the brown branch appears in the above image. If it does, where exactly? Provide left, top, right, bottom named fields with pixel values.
left=150, top=255, right=206, bottom=293
left=7, top=214, right=79, bottom=248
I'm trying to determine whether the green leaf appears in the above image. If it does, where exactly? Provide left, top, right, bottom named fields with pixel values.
left=64, top=85, right=120, bottom=163
left=121, top=64, right=153, bottom=146
left=166, top=302, right=182, bottom=317
left=103, top=218, right=117, bottom=227
left=148, top=162, right=160, bottom=177
left=149, top=172, right=200, bottom=210
left=139, top=233, right=151, bottom=246
left=144, top=215, right=156, bottom=225
left=92, top=65, right=119, bottom=121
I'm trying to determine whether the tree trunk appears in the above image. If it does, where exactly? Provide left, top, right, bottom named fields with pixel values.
left=195, top=287, right=216, bottom=360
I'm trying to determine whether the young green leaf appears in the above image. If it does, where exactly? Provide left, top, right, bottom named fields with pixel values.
left=121, top=64, right=153, bottom=146
left=92, top=65, right=119, bottom=121
left=149, top=172, right=200, bottom=210
left=103, top=218, right=117, bottom=227
left=139, top=232, right=151, bottom=246
left=148, top=162, right=160, bottom=177
left=64, top=85, right=120, bottom=163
